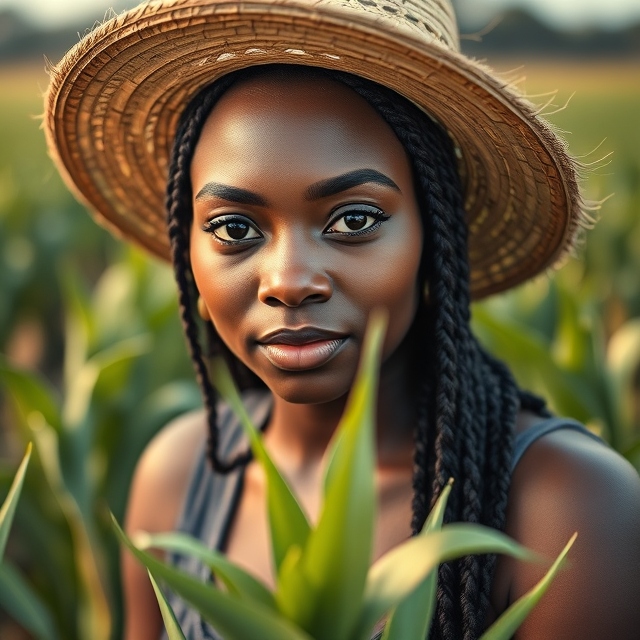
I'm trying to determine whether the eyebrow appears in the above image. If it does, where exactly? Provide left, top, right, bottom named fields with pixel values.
left=193, top=168, right=400, bottom=207
left=194, top=183, right=268, bottom=207
left=305, top=169, right=400, bottom=201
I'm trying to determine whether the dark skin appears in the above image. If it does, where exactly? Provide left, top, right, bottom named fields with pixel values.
left=123, top=74, right=640, bottom=640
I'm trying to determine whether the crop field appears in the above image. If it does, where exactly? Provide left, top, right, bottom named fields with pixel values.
left=0, top=58, right=639, bottom=639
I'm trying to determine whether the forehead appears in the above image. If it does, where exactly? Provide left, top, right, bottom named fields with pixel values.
left=190, top=71, right=412, bottom=187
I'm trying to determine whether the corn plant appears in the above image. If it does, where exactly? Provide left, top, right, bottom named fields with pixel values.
left=0, top=249, right=201, bottom=640
left=116, top=312, right=574, bottom=640
left=473, top=278, right=640, bottom=471
left=0, top=444, right=31, bottom=562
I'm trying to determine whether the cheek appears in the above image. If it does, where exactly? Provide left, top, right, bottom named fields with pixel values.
left=189, top=229, right=256, bottom=352
left=348, top=215, right=423, bottom=358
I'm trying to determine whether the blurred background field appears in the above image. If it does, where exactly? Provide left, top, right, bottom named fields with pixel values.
left=0, top=1, right=639, bottom=638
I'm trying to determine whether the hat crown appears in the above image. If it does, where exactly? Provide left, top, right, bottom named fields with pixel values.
left=312, top=0, right=460, bottom=50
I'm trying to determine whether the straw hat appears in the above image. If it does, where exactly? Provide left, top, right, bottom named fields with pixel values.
left=44, top=0, right=586, bottom=299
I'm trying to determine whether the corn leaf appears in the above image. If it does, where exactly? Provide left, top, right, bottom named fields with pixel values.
left=0, top=562, right=59, bottom=640
left=296, top=311, right=387, bottom=640
left=210, top=358, right=310, bottom=573
left=148, top=571, right=188, bottom=640
left=479, top=533, right=577, bottom=639
left=472, top=306, right=600, bottom=422
left=274, top=544, right=316, bottom=625
left=29, top=417, right=111, bottom=640
left=0, top=443, right=31, bottom=561
left=139, top=531, right=276, bottom=610
left=62, top=334, right=152, bottom=431
left=354, top=524, right=536, bottom=640
left=113, top=516, right=312, bottom=640
left=382, top=480, right=453, bottom=640
left=0, top=358, right=61, bottom=434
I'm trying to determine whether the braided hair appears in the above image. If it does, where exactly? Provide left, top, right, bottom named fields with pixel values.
left=165, top=64, right=547, bottom=640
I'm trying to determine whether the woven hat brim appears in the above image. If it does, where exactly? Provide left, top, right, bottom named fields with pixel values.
left=44, top=0, right=585, bottom=299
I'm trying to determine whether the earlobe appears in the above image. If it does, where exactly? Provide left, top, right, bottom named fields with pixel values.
left=423, top=280, right=430, bottom=304
left=197, top=296, right=211, bottom=322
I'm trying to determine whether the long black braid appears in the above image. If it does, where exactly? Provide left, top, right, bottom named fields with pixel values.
left=165, top=64, right=547, bottom=640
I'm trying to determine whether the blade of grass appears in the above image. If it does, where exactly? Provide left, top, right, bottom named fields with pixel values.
left=479, top=533, right=577, bottom=639
left=210, top=358, right=310, bottom=572
left=139, top=531, right=276, bottom=609
left=297, top=311, right=387, bottom=640
left=148, top=571, right=188, bottom=640
left=113, top=515, right=312, bottom=640
left=382, top=480, right=453, bottom=640
left=354, top=524, right=536, bottom=640
left=0, top=443, right=32, bottom=561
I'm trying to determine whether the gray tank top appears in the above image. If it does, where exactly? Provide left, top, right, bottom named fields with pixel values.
left=161, top=392, right=604, bottom=640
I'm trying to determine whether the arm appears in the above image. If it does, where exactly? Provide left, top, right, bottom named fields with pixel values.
left=499, top=428, right=640, bottom=639
left=122, top=410, right=206, bottom=640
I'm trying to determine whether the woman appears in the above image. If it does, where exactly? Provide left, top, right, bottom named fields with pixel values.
left=44, top=1, right=640, bottom=639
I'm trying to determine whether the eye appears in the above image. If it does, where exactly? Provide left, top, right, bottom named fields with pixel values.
left=324, top=204, right=390, bottom=237
left=203, top=215, right=262, bottom=244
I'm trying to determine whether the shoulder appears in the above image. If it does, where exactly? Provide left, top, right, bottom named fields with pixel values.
left=125, top=408, right=208, bottom=536
left=121, top=409, right=208, bottom=640
left=496, top=418, right=640, bottom=639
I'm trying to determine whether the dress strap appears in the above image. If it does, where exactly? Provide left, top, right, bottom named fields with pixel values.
left=511, top=417, right=605, bottom=473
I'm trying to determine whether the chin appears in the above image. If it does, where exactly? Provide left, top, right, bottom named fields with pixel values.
left=265, top=369, right=355, bottom=405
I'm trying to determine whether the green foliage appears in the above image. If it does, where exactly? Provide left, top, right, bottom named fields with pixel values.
left=474, top=278, right=640, bottom=468
left=118, top=314, right=574, bottom=640
left=0, top=252, right=200, bottom=639
left=1, top=62, right=637, bottom=638
left=0, top=444, right=31, bottom=561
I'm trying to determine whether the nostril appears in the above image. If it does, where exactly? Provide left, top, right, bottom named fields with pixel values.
left=263, top=296, right=282, bottom=308
left=263, top=292, right=327, bottom=308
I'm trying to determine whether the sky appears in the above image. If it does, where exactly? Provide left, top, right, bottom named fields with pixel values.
left=1, top=0, right=640, bottom=30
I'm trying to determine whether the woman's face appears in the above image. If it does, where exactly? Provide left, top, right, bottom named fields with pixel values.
left=190, top=71, right=423, bottom=404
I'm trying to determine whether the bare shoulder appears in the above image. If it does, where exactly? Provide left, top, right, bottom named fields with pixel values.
left=126, top=408, right=207, bottom=535
left=495, top=420, right=640, bottom=639
left=121, top=409, right=206, bottom=640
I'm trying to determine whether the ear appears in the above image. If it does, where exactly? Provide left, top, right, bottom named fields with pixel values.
left=197, top=296, right=211, bottom=322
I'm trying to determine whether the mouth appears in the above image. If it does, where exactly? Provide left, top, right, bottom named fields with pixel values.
left=256, top=328, right=349, bottom=371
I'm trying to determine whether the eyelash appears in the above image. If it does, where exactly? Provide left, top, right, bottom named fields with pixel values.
left=202, top=205, right=390, bottom=245
left=324, top=204, right=390, bottom=237
left=202, top=215, right=261, bottom=245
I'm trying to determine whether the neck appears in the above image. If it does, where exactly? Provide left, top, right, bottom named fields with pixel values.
left=263, top=340, right=419, bottom=474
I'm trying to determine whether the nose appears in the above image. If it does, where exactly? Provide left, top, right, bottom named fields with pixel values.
left=257, top=233, right=333, bottom=307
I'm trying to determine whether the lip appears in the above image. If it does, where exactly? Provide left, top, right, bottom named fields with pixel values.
left=256, top=327, right=348, bottom=371
left=257, top=327, right=347, bottom=346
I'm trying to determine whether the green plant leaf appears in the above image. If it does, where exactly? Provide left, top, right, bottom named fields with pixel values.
left=479, top=533, right=577, bottom=639
left=472, top=306, right=600, bottom=422
left=209, top=359, right=310, bottom=573
left=296, top=311, right=387, bottom=640
left=0, top=357, right=61, bottom=434
left=148, top=571, right=188, bottom=640
left=139, top=532, right=276, bottom=609
left=0, top=562, right=59, bottom=640
left=113, top=516, right=312, bottom=640
left=28, top=416, right=111, bottom=640
left=354, top=524, right=536, bottom=640
left=0, top=443, right=31, bottom=561
left=607, top=318, right=640, bottom=439
left=274, top=544, right=316, bottom=625
left=62, top=334, right=152, bottom=431
left=382, top=480, right=453, bottom=640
